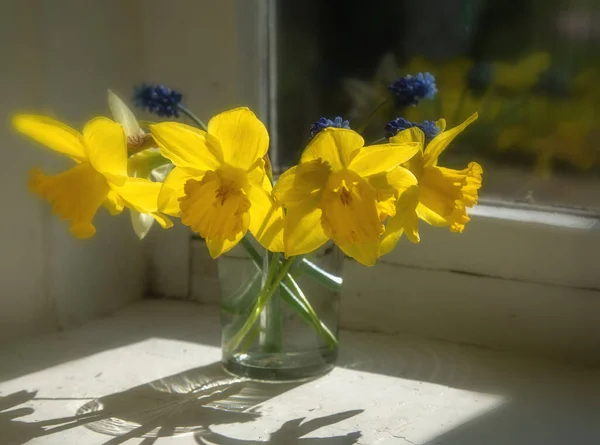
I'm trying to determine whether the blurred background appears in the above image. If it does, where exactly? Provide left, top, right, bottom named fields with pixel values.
left=276, top=0, right=600, bottom=211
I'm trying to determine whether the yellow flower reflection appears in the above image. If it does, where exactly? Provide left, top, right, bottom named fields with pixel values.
left=13, top=115, right=171, bottom=238
left=150, top=107, right=284, bottom=258
left=381, top=113, right=483, bottom=256
left=273, top=128, right=420, bottom=266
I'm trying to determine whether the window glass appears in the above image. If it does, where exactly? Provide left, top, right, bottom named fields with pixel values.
left=276, top=0, right=600, bottom=210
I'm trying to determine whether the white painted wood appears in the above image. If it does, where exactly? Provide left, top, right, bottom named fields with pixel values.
left=0, top=0, right=265, bottom=339
left=1, top=300, right=599, bottom=444
left=138, top=0, right=266, bottom=299
left=1, top=0, right=147, bottom=340
left=342, top=261, right=600, bottom=363
left=0, top=1, right=53, bottom=339
left=383, top=206, right=600, bottom=290
left=37, top=0, right=147, bottom=330
left=190, top=238, right=222, bottom=304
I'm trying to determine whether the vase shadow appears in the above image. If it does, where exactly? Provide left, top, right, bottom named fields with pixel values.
left=74, top=362, right=304, bottom=441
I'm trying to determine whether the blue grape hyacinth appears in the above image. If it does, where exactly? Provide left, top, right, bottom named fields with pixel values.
left=388, top=73, right=437, bottom=107
left=133, top=84, right=183, bottom=118
left=385, top=117, right=440, bottom=141
left=309, top=116, right=351, bottom=139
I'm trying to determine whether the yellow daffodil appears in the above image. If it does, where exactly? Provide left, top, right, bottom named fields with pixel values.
left=13, top=115, right=171, bottom=238
left=273, top=128, right=420, bottom=266
left=497, top=97, right=599, bottom=174
left=380, top=113, right=482, bottom=255
left=492, top=52, right=550, bottom=92
left=107, top=90, right=172, bottom=238
left=150, top=107, right=284, bottom=258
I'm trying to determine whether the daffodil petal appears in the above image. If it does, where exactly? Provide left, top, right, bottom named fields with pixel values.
left=108, top=89, right=141, bottom=137
left=367, top=167, right=417, bottom=221
left=300, top=128, right=364, bottom=170
left=284, top=202, right=329, bottom=257
left=82, top=117, right=128, bottom=186
left=389, top=126, right=425, bottom=146
left=349, top=141, right=420, bottom=177
left=338, top=240, right=380, bottom=267
left=151, top=212, right=173, bottom=229
left=111, top=178, right=162, bottom=214
left=389, top=127, right=425, bottom=175
left=207, top=107, right=269, bottom=170
left=29, top=163, right=109, bottom=238
left=104, top=189, right=125, bottom=215
left=423, top=113, right=478, bottom=167
left=150, top=122, right=223, bottom=171
left=436, top=118, right=447, bottom=133
left=273, top=160, right=330, bottom=208
left=248, top=181, right=284, bottom=252
left=415, top=202, right=449, bottom=227
left=158, top=167, right=203, bottom=217
left=206, top=232, right=246, bottom=259
left=13, top=115, right=86, bottom=163
left=380, top=186, right=420, bottom=257
left=386, top=166, right=418, bottom=191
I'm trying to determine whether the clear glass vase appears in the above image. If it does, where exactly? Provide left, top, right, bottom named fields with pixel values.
left=219, top=238, right=343, bottom=381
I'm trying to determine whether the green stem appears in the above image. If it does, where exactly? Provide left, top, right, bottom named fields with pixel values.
left=259, top=252, right=283, bottom=352
left=282, top=275, right=337, bottom=348
left=238, top=237, right=339, bottom=348
left=240, top=237, right=342, bottom=292
left=369, top=137, right=387, bottom=145
left=225, top=257, right=299, bottom=352
left=177, top=104, right=208, bottom=131
left=358, top=98, right=390, bottom=134
left=297, top=258, right=342, bottom=292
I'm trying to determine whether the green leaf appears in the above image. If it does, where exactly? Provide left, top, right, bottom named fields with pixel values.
left=128, top=148, right=171, bottom=178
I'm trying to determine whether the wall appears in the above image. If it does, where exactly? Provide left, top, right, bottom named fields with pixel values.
left=0, top=0, right=253, bottom=341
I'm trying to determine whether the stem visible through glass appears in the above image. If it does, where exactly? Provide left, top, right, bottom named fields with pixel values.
left=238, top=236, right=339, bottom=348
left=225, top=256, right=299, bottom=352
left=259, top=252, right=283, bottom=352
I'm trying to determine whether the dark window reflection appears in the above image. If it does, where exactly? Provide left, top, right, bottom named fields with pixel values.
left=277, top=0, right=600, bottom=208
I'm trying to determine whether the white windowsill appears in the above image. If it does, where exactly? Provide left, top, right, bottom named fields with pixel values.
left=472, top=202, right=600, bottom=230
left=1, top=300, right=599, bottom=445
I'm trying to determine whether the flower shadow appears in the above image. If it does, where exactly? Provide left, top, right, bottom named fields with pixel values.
left=2, top=362, right=310, bottom=445
left=1, top=390, right=45, bottom=445
left=195, top=409, right=364, bottom=445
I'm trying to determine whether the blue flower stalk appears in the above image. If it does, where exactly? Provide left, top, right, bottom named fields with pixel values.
left=133, top=83, right=207, bottom=130
left=388, top=72, right=437, bottom=107
left=309, top=116, right=351, bottom=139
left=133, top=84, right=183, bottom=118
left=385, top=117, right=440, bottom=142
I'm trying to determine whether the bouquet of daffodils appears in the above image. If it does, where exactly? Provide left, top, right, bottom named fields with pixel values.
left=13, top=72, right=482, bottom=376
